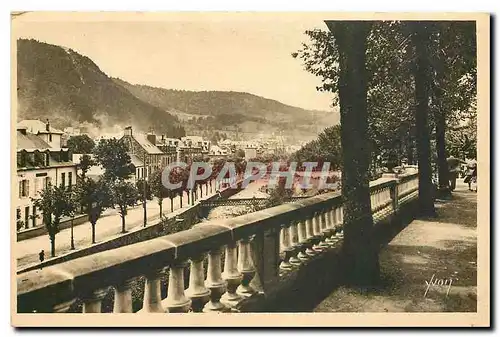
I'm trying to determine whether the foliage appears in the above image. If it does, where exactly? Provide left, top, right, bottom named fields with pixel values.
left=235, top=149, right=246, bottom=158
left=293, top=21, right=476, bottom=164
left=75, top=177, right=113, bottom=222
left=93, top=138, right=134, bottom=181
left=32, top=183, right=73, bottom=256
left=66, top=134, right=95, bottom=154
left=291, top=125, right=342, bottom=169
left=136, top=178, right=153, bottom=201
left=78, top=154, right=95, bottom=179
left=112, top=181, right=139, bottom=232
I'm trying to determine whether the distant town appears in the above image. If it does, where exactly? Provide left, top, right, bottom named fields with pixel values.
left=16, top=118, right=307, bottom=232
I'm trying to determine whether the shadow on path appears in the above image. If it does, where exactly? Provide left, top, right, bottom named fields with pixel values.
left=314, top=183, right=477, bottom=312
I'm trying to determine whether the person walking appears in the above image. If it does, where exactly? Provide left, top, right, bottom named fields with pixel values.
left=447, top=156, right=461, bottom=191
left=38, top=249, right=45, bottom=270
left=464, top=161, right=477, bottom=191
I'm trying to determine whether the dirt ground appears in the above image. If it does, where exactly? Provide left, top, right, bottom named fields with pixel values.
left=314, top=181, right=477, bottom=313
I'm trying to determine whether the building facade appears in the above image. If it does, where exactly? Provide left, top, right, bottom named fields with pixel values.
left=16, top=124, right=77, bottom=231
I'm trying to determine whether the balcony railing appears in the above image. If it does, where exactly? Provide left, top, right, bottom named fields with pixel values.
left=16, top=171, right=419, bottom=314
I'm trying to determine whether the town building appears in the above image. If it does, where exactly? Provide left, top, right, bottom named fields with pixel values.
left=120, top=126, right=167, bottom=181
left=16, top=123, right=77, bottom=231
left=156, top=135, right=179, bottom=167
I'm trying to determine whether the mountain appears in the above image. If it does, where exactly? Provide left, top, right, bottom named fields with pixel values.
left=113, top=78, right=340, bottom=138
left=17, top=38, right=339, bottom=141
left=17, top=39, right=184, bottom=137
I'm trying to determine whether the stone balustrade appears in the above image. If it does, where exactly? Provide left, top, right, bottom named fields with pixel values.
left=16, top=172, right=419, bottom=314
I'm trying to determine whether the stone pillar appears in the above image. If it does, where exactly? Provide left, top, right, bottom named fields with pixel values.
left=203, top=248, right=228, bottom=312
left=186, top=255, right=210, bottom=312
left=236, top=238, right=256, bottom=297
left=141, top=268, right=165, bottom=313
left=113, top=278, right=136, bottom=313
left=82, top=288, right=108, bottom=313
left=279, top=224, right=293, bottom=270
left=221, top=242, right=243, bottom=308
left=164, top=261, right=192, bottom=313
left=296, top=220, right=310, bottom=261
left=288, top=221, right=302, bottom=266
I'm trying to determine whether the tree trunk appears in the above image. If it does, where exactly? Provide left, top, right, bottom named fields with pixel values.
left=325, top=21, right=379, bottom=287
left=121, top=215, right=126, bottom=233
left=179, top=194, right=183, bottom=208
left=170, top=198, right=174, bottom=212
left=187, top=191, right=190, bottom=205
left=91, top=222, right=96, bottom=244
left=50, top=235, right=56, bottom=257
left=411, top=23, right=437, bottom=216
left=159, top=199, right=163, bottom=216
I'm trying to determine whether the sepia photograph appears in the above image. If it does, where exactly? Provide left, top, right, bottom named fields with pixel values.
left=10, top=12, right=489, bottom=327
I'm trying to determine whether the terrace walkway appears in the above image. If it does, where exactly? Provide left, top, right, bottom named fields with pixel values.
left=314, top=181, right=477, bottom=313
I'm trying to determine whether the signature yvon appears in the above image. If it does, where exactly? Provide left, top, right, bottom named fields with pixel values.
left=424, top=274, right=453, bottom=298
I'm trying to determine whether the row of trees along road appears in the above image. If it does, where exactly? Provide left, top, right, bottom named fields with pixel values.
left=292, top=21, right=476, bottom=286
left=32, top=136, right=254, bottom=258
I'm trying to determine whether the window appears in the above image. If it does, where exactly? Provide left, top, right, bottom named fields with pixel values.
left=49, top=134, right=52, bottom=142
left=68, top=172, right=73, bottom=190
left=16, top=208, right=21, bottom=220
left=61, top=173, right=66, bottom=187
left=18, top=179, right=29, bottom=198
left=34, top=178, right=40, bottom=194
left=45, top=153, right=50, bottom=166
left=44, top=177, right=51, bottom=189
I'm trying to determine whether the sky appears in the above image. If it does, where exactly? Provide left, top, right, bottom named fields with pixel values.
left=13, top=12, right=335, bottom=111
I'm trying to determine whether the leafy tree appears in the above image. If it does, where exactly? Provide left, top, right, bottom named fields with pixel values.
left=93, top=138, right=134, bottom=181
left=150, top=169, right=166, bottom=216
left=32, top=183, right=73, bottom=257
left=235, top=149, right=245, bottom=158
left=77, top=154, right=95, bottom=180
left=323, top=20, right=379, bottom=286
left=75, top=177, right=112, bottom=243
left=429, top=21, right=476, bottom=194
left=66, top=134, right=95, bottom=154
left=292, top=125, right=342, bottom=169
left=112, top=181, right=139, bottom=233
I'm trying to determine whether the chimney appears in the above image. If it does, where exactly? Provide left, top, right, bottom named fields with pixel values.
left=45, top=119, right=50, bottom=131
left=124, top=126, right=132, bottom=137
left=147, top=131, right=156, bottom=146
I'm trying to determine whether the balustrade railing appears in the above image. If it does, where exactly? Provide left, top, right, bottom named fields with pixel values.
left=17, top=172, right=419, bottom=314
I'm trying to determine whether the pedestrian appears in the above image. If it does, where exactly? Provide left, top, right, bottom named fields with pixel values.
left=39, top=249, right=45, bottom=269
left=464, top=161, right=477, bottom=191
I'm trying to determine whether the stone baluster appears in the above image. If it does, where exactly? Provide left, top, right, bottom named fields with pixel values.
left=325, top=209, right=337, bottom=246
left=236, top=238, right=256, bottom=298
left=288, top=221, right=302, bottom=266
left=203, top=248, right=228, bottom=312
left=164, top=261, right=192, bottom=313
left=304, top=216, right=317, bottom=256
left=53, top=299, right=76, bottom=313
left=220, top=242, right=243, bottom=308
left=141, top=268, right=165, bottom=313
left=338, top=206, right=344, bottom=238
left=312, top=212, right=326, bottom=253
left=296, top=219, right=310, bottom=261
left=113, top=278, right=136, bottom=313
left=279, top=223, right=293, bottom=270
left=186, top=255, right=210, bottom=312
left=318, top=211, right=330, bottom=249
left=82, top=288, right=109, bottom=313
